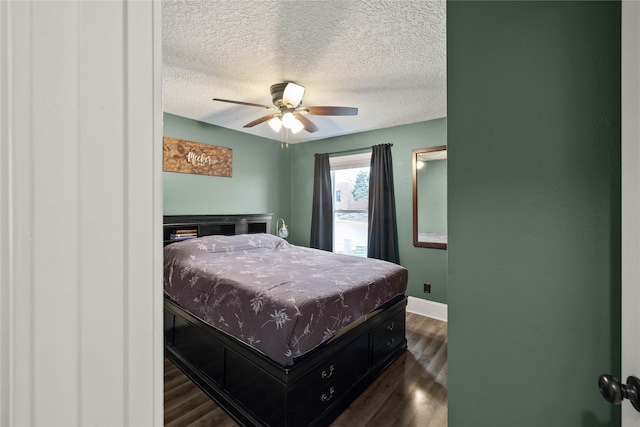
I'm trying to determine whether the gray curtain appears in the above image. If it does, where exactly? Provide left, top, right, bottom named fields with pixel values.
left=310, top=153, right=333, bottom=251
left=368, top=144, right=400, bottom=263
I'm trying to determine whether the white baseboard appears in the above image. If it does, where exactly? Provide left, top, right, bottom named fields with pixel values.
left=407, top=296, right=448, bottom=322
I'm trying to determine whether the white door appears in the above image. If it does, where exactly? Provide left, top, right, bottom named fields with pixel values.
left=621, top=1, right=640, bottom=426
left=0, top=1, right=163, bottom=424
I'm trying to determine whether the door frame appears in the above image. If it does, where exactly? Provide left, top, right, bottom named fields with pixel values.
left=621, top=1, right=639, bottom=425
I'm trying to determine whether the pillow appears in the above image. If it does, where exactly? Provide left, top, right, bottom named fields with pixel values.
left=193, top=233, right=290, bottom=253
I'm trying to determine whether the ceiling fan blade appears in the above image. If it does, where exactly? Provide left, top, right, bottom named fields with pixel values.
left=213, top=98, right=275, bottom=109
left=295, top=114, right=319, bottom=133
left=243, top=113, right=279, bottom=128
left=282, top=82, right=305, bottom=107
left=305, top=106, right=358, bottom=116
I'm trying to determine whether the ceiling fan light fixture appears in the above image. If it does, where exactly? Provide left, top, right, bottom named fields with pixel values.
left=282, top=82, right=305, bottom=107
left=281, top=112, right=297, bottom=129
left=268, top=116, right=282, bottom=132
left=290, top=119, right=304, bottom=134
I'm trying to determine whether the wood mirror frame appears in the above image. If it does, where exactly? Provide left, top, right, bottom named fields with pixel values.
left=412, top=145, right=447, bottom=249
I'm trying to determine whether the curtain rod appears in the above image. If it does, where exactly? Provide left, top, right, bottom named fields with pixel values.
left=320, top=143, right=394, bottom=157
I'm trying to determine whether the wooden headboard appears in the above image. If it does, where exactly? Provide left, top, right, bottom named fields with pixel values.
left=163, top=213, right=272, bottom=246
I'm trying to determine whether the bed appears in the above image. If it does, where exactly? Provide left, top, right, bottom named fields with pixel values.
left=163, top=214, right=408, bottom=426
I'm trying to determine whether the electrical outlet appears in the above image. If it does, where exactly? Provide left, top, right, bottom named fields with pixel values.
left=423, top=283, right=431, bottom=294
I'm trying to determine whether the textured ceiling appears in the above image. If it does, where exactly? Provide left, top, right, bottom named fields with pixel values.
left=162, top=0, right=446, bottom=143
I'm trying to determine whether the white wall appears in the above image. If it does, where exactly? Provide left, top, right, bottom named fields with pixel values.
left=0, top=1, right=163, bottom=425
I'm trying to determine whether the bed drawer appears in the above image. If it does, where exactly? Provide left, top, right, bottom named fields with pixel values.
left=293, top=380, right=350, bottom=427
left=371, top=311, right=406, bottom=365
left=173, top=316, right=225, bottom=385
left=226, top=350, right=287, bottom=426
left=291, top=333, right=368, bottom=408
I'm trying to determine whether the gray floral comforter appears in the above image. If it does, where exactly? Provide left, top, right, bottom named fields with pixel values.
left=163, top=233, right=407, bottom=366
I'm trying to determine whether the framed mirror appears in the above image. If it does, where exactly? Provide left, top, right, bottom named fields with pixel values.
left=412, top=146, right=447, bottom=249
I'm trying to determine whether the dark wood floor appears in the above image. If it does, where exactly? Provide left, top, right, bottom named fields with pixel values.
left=164, top=313, right=447, bottom=427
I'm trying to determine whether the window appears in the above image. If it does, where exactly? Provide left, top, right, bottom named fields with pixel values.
left=330, top=152, right=371, bottom=257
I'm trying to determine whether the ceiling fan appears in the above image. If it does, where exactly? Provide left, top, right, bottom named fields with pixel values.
left=213, top=82, right=358, bottom=134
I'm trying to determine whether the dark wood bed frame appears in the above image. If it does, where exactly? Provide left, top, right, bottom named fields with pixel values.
left=163, top=214, right=408, bottom=426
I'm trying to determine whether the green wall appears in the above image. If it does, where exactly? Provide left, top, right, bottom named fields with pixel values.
left=447, top=1, right=621, bottom=426
left=163, top=113, right=291, bottom=233
left=290, top=119, right=448, bottom=303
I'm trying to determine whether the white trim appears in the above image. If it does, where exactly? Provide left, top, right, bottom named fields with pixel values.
left=407, top=296, right=448, bottom=322
left=622, top=1, right=640, bottom=426
left=329, top=151, right=371, bottom=170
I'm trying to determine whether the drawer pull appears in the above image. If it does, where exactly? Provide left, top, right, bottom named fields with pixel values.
left=387, top=337, right=396, bottom=348
left=321, top=387, right=335, bottom=402
left=321, top=364, right=335, bottom=379
left=387, top=321, right=395, bottom=331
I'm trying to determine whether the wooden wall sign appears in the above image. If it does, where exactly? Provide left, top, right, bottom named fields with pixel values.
left=163, top=137, right=232, bottom=177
